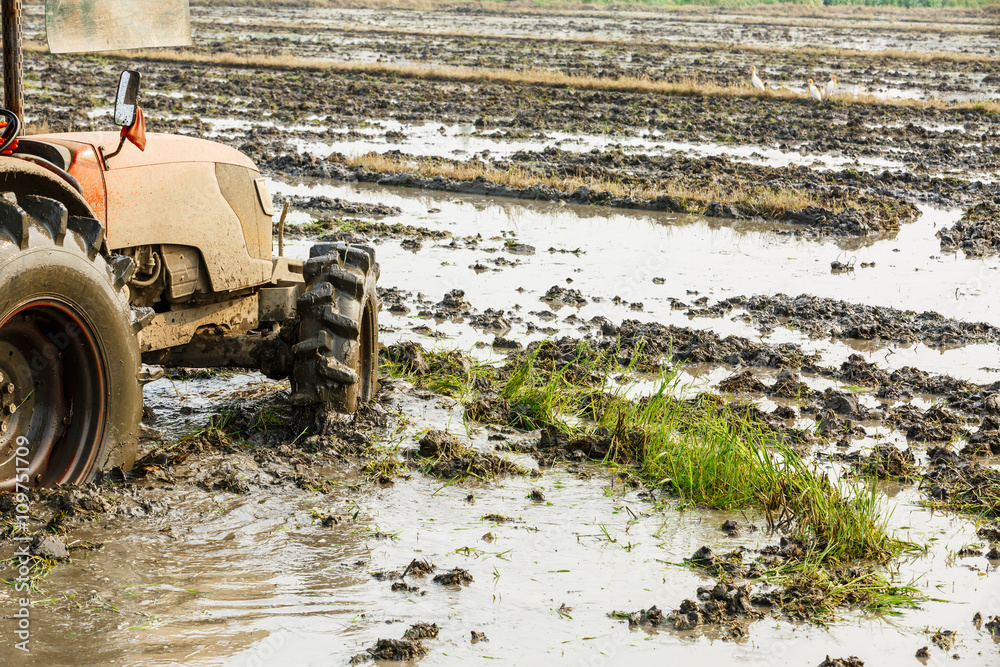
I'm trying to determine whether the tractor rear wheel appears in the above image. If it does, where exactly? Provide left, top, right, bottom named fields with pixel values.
left=291, top=242, right=379, bottom=413
left=0, top=194, right=142, bottom=490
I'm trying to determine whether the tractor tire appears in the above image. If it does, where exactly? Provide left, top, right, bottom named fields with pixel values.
left=291, top=242, right=379, bottom=413
left=0, top=193, right=143, bottom=490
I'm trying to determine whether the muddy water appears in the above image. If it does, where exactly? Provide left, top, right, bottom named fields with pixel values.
left=6, top=379, right=1000, bottom=666
left=256, top=119, right=909, bottom=175
left=276, top=178, right=1000, bottom=383
left=4, top=179, right=1000, bottom=665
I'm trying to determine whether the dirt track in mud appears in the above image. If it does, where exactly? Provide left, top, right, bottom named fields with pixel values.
left=5, top=3, right=1000, bottom=666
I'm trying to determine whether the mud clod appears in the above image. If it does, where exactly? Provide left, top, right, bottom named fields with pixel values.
left=403, top=558, right=436, bottom=577
left=384, top=341, right=431, bottom=375
left=939, top=202, right=1000, bottom=257
left=471, top=630, right=489, bottom=643
left=30, top=535, right=69, bottom=560
left=818, top=657, right=864, bottom=667
left=403, top=622, right=439, bottom=640
left=978, top=525, right=1000, bottom=542
left=689, top=546, right=716, bottom=567
left=849, top=444, right=916, bottom=480
left=365, top=638, right=428, bottom=661
left=433, top=567, right=474, bottom=586
left=418, top=430, right=468, bottom=458
left=414, top=430, right=527, bottom=480
left=542, top=285, right=588, bottom=307
left=621, top=605, right=665, bottom=627
left=285, top=195, right=401, bottom=219
left=719, top=370, right=767, bottom=393
left=391, top=582, right=420, bottom=593
left=722, top=519, right=754, bottom=537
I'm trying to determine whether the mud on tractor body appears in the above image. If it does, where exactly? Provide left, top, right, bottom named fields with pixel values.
left=0, top=2, right=379, bottom=490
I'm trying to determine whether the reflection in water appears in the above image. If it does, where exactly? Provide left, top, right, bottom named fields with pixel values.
left=276, top=178, right=998, bottom=382
left=5, top=180, right=999, bottom=666
left=4, top=381, right=999, bottom=666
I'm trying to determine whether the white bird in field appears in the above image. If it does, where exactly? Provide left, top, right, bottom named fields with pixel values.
left=750, top=65, right=765, bottom=91
left=824, top=74, right=838, bottom=100
left=808, top=78, right=823, bottom=102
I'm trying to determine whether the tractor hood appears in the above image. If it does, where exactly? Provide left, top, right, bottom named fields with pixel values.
left=25, top=131, right=273, bottom=295
left=32, top=132, right=259, bottom=172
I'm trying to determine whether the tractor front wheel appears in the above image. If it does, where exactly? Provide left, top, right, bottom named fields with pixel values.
left=291, top=242, right=379, bottom=413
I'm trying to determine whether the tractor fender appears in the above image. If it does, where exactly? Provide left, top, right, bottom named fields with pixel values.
left=0, top=157, right=97, bottom=221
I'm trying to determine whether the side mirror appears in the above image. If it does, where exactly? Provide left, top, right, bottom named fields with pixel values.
left=114, top=70, right=141, bottom=127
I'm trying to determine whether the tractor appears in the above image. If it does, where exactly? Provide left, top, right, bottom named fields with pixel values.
left=0, top=1, right=380, bottom=490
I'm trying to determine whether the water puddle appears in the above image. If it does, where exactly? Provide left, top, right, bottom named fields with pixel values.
left=6, top=377, right=999, bottom=666
left=272, top=178, right=1000, bottom=384
left=272, top=119, right=907, bottom=175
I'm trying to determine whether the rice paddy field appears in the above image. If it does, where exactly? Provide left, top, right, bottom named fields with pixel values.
left=4, top=1, right=1000, bottom=665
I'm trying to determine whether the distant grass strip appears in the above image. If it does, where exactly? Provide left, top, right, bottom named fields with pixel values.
left=335, top=151, right=822, bottom=220
left=29, top=43, right=998, bottom=115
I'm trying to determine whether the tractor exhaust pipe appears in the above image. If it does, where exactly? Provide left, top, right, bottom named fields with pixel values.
left=1, top=0, right=23, bottom=127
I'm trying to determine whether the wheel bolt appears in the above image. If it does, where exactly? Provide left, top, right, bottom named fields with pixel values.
left=7, top=404, right=15, bottom=414
left=62, top=416, right=71, bottom=426
left=4, top=383, right=13, bottom=394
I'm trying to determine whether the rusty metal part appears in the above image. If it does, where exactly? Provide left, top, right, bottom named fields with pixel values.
left=0, top=107, right=18, bottom=151
left=138, top=294, right=258, bottom=353
left=45, top=0, right=192, bottom=54
left=2, top=0, right=22, bottom=125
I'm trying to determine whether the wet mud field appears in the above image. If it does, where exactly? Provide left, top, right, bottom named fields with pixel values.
left=5, top=2, right=1000, bottom=666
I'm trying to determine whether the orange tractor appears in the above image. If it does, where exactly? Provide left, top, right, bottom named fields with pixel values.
left=0, top=1, right=379, bottom=490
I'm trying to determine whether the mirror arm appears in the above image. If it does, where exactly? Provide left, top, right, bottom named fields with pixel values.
left=99, top=134, right=127, bottom=168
